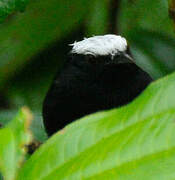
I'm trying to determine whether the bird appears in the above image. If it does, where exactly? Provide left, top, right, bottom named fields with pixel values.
left=43, top=34, right=153, bottom=136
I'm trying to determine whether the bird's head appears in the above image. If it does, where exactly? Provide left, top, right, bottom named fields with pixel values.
left=69, top=34, right=134, bottom=68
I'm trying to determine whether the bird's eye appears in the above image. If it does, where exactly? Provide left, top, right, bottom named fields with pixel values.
left=113, top=54, right=120, bottom=61
left=85, top=54, right=96, bottom=63
left=86, top=54, right=94, bottom=60
left=115, top=53, right=121, bottom=58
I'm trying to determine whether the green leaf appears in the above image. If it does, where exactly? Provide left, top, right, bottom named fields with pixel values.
left=86, top=0, right=109, bottom=35
left=0, top=173, right=3, bottom=180
left=0, top=109, right=16, bottom=126
left=0, top=110, right=47, bottom=142
left=0, top=128, right=16, bottom=180
left=0, top=107, right=32, bottom=180
left=17, top=72, right=175, bottom=179
left=119, top=0, right=175, bottom=78
left=0, top=0, right=29, bottom=22
left=128, top=30, right=175, bottom=79
left=119, top=0, right=174, bottom=37
left=30, top=112, right=47, bottom=142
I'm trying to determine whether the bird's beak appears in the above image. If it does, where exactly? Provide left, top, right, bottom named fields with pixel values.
left=116, top=53, right=134, bottom=64
left=123, top=53, right=134, bottom=62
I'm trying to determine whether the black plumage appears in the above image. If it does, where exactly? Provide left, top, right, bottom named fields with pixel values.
left=43, top=35, right=153, bottom=136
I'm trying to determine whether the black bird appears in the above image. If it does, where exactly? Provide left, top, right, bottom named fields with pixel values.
left=43, top=34, right=153, bottom=136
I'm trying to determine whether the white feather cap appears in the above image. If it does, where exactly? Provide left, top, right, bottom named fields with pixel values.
left=70, top=34, right=127, bottom=57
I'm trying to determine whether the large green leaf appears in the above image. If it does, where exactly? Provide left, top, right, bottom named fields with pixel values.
left=0, top=107, right=32, bottom=180
left=17, top=72, right=175, bottom=179
left=0, top=0, right=29, bottom=22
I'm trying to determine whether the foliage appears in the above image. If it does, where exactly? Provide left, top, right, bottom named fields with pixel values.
left=0, top=108, right=32, bottom=180
left=119, top=0, right=174, bottom=79
left=0, top=0, right=29, bottom=22
left=0, top=0, right=175, bottom=179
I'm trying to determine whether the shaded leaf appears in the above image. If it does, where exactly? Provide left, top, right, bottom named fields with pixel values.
left=119, top=0, right=175, bottom=78
left=119, top=0, right=174, bottom=37
left=0, top=0, right=94, bottom=87
left=0, top=109, right=16, bottom=126
left=169, top=0, right=175, bottom=29
left=128, top=30, right=175, bottom=79
left=86, top=0, right=109, bottom=35
left=0, top=0, right=29, bottom=22
left=18, top=72, right=175, bottom=179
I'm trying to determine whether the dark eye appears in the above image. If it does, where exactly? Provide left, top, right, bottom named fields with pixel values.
left=85, top=54, right=94, bottom=60
left=85, top=54, right=96, bottom=63
left=114, top=53, right=121, bottom=59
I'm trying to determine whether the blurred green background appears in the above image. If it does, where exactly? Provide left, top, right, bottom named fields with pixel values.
left=0, top=0, right=174, bottom=141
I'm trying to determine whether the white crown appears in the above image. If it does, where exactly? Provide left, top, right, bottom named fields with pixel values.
left=70, top=34, right=127, bottom=57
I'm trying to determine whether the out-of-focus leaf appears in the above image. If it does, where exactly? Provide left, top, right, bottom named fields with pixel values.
left=18, top=72, right=175, bottom=179
left=0, top=0, right=94, bottom=87
left=0, top=109, right=47, bottom=142
left=30, top=111, right=47, bottom=142
left=0, top=109, right=16, bottom=125
left=15, top=0, right=29, bottom=11
left=169, top=0, right=175, bottom=28
left=128, top=30, right=175, bottom=79
left=86, top=0, right=109, bottom=35
left=0, top=173, right=3, bottom=180
left=119, top=0, right=174, bottom=37
left=0, top=0, right=29, bottom=22
left=119, top=0, right=175, bottom=78
left=0, top=107, right=32, bottom=180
